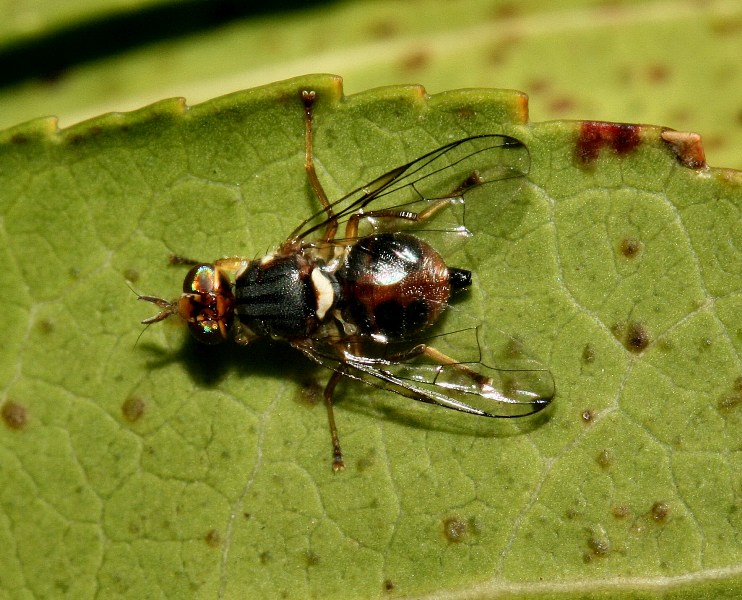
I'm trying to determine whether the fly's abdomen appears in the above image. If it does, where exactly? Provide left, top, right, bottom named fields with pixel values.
left=338, top=233, right=470, bottom=340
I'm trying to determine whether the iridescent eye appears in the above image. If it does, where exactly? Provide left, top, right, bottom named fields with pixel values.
left=178, top=264, right=235, bottom=344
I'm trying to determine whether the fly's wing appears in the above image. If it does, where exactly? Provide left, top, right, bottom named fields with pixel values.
left=292, top=328, right=553, bottom=418
left=288, top=134, right=530, bottom=243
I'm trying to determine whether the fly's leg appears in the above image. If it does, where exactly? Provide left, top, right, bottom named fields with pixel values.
left=323, top=368, right=347, bottom=472
left=342, top=170, right=485, bottom=239
left=167, top=254, right=247, bottom=271
left=343, top=196, right=459, bottom=239
left=420, top=345, right=494, bottom=388
left=301, top=90, right=338, bottom=244
left=167, top=255, right=250, bottom=277
left=169, top=254, right=200, bottom=266
left=387, top=344, right=493, bottom=390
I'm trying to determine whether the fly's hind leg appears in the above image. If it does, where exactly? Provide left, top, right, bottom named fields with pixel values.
left=388, top=343, right=494, bottom=390
left=323, top=367, right=347, bottom=472
left=301, top=90, right=338, bottom=244
left=343, top=171, right=483, bottom=240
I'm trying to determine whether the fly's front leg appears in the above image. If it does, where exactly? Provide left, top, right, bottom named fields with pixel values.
left=213, top=256, right=251, bottom=276
left=168, top=254, right=200, bottom=266
left=168, top=255, right=249, bottom=277
left=301, top=90, right=338, bottom=244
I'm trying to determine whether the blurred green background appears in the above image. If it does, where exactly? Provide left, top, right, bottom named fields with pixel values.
left=1, top=0, right=740, bottom=168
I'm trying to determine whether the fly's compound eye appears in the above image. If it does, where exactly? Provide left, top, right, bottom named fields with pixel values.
left=178, top=264, right=235, bottom=344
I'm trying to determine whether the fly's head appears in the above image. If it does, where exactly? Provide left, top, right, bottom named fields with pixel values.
left=138, top=263, right=235, bottom=345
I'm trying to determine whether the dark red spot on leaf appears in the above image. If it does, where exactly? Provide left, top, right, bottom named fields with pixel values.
left=575, top=122, right=642, bottom=166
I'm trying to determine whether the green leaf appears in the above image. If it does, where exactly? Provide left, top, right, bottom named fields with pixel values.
left=1, top=74, right=741, bottom=599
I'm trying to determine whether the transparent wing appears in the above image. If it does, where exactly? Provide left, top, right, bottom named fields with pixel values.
left=288, top=134, right=530, bottom=243
left=292, top=327, right=553, bottom=419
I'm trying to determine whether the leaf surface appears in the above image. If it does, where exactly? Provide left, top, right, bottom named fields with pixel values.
left=0, top=75, right=741, bottom=599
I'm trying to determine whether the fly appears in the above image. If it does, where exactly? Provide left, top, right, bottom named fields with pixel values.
left=138, top=90, right=554, bottom=471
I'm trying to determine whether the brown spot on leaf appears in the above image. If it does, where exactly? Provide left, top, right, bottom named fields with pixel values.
left=625, top=322, right=650, bottom=353
left=122, top=396, right=146, bottom=422
left=488, top=35, right=520, bottom=66
left=527, top=78, right=550, bottom=94
left=581, top=409, right=596, bottom=424
left=587, top=536, right=610, bottom=556
left=661, top=130, right=707, bottom=169
left=383, top=579, right=395, bottom=592
left=369, top=20, right=397, bottom=40
left=124, top=268, right=140, bottom=283
left=2, top=401, right=27, bottom=430
left=584, top=526, right=611, bottom=562
left=650, top=501, right=671, bottom=523
left=305, top=550, right=320, bottom=567
left=548, top=96, right=577, bottom=115
left=596, top=448, right=614, bottom=470
left=503, top=336, right=526, bottom=360
left=612, top=504, right=631, bottom=519
left=37, top=317, right=55, bottom=334
left=710, top=17, right=742, bottom=35
left=582, top=344, right=596, bottom=364
left=575, top=122, right=642, bottom=166
left=400, top=49, right=431, bottom=73
left=295, top=379, right=322, bottom=407
left=615, top=321, right=651, bottom=353
left=619, top=238, right=642, bottom=259
left=205, top=529, right=221, bottom=548
left=443, top=516, right=468, bottom=543
left=717, top=375, right=742, bottom=414
left=454, top=106, right=477, bottom=120
left=491, top=3, right=519, bottom=19
left=356, top=448, right=377, bottom=472
left=647, top=64, right=670, bottom=83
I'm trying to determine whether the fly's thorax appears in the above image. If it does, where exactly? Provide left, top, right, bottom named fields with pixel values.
left=234, top=252, right=340, bottom=340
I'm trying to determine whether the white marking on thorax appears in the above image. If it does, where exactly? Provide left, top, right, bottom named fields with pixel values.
left=311, top=268, right=335, bottom=321
left=234, top=260, right=253, bottom=279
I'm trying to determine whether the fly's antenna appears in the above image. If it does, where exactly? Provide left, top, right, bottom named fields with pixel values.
left=127, top=281, right=177, bottom=348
